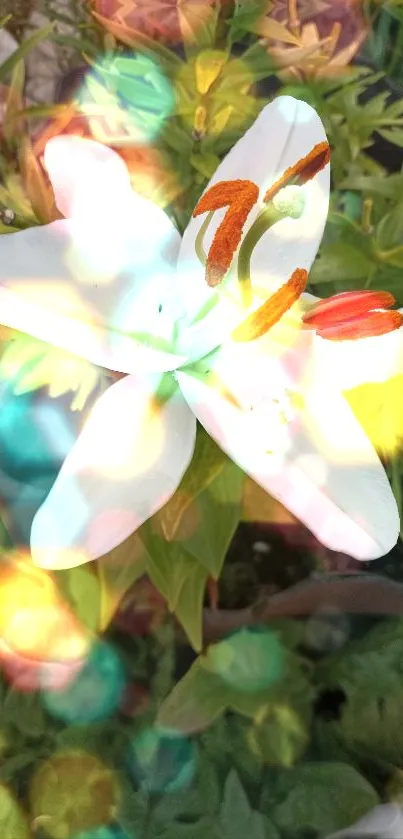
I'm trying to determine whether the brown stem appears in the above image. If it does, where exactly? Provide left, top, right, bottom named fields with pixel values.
left=202, top=573, right=403, bottom=643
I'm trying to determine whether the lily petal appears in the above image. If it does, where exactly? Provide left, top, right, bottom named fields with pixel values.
left=0, top=201, right=186, bottom=372
left=43, top=136, right=181, bottom=281
left=176, top=96, right=329, bottom=361
left=44, top=135, right=134, bottom=219
left=177, top=334, right=399, bottom=560
left=31, top=374, right=196, bottom=569
left=312, top=312, right=403, bottom=390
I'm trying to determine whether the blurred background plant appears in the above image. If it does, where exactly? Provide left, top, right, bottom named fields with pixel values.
left=0, top=2, right=403, bottom=838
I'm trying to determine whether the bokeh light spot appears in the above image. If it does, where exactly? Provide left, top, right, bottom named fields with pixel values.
left=76, top=52, right=174, bottom=146
left=29, top=751, right=120, bottom=839
left=42, top=639, right=126, bottom=723
left=202, top=627, right=285, bottom=693
left=127, top=726, right=196, bottom=793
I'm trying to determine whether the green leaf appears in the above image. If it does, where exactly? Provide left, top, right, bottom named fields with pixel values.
left=269, top=763, right=379, bottom=836
left=173, top=558, right=208, bottom=652
left=190, top=152, right=221, bottom=179
left=339, top=173, right=403, bottom=199
left=152, top=755, right=220, bottom=823
left=0, top=784, right=30, bottom=839
left=3, top=687, right=45, bottom=738
left=376, top=203, right=403, bottom=250
left=378, top=127, right=403, bottom=148
left=0, top=23, right=55, bottom=82
left=378, top=245, right=403, bottom=269
left=2, top=59, right=25, bottom=143
left=157, top=658, right=228, bottom=734
left=220, top=770, right=279, bottom=839
left=55, top=565, right=100, bottom=634
left=96, top=533, right=148, bottom=630
left=156, top=425, right=228, bottom=542
left=159, top=817, right=221, bottom=839
left=316, top=618, right=403, bottom=766
left=179, top=460, right=244, bottom=579
left=229, top=0, right=273, bottom=41
left=56, top=532, right=147, bottom=632
left=310, top=243, right=373, bottom=284
left=247, top=704, right=309, bottom=767
left=143, top=451, right=243, bottom=649
left=115, top=781, right=149, bottom=839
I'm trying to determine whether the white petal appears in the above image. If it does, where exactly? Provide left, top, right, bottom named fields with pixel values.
left=31, top=374, right=196, bottom=569
left=43, top=136, right=179, bottom=281
left=0, top=216, right=186, bottom=373
left=177, top=333, right=399, bottom=560
left=312, top=315, right=403, bottom=390
left=327, top=804, right=403, bottom=838
left=44, top=135, right=137, bottom=219
left=176, top=96, right=329, bottom=361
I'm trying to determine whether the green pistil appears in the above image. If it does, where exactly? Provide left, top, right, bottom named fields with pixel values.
left=195, top=210, right=214, bottom=266
left=237, top=203, right=288, bottom=307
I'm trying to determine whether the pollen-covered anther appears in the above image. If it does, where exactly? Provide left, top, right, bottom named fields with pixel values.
left=232, top=267, right=308, bottom=342
left=192, top=179, right=259, bottom=287
left=264, top=142, right=330, bottom=204
left=302, top=289, right=403, bottom=341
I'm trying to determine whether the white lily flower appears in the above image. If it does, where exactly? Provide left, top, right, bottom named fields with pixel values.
left=0, top=95, right=399, bottom=569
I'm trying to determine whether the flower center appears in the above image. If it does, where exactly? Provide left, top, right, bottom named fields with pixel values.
left=192, top=141, right=330, bottom=316
left=272, top=185, right=306, bottom=219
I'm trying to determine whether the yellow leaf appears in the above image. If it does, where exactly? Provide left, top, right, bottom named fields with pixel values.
left=97, top=531, right=148, bottom=631
left=194, top=49, right=227, bottom=95
left=19, top=138, right=61, bottom=224
left=255, top=17, right=301, bottom=45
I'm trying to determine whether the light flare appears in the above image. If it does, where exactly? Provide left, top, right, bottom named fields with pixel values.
left=0, top=553, right=90, bottom=663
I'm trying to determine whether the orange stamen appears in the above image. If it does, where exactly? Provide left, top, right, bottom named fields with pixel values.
left=232, top=268, right=308, bottom=342
left=302, top=288, right=403, bottom=341
left=316, top=310, right=403, bottom=341
left=263, top=142, right=330, bottom=204
left=192, top=180, right=259, bottom=287
left=302, top=290, right=397, bottom=328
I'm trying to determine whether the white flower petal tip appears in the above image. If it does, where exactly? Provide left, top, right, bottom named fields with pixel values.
left=327, top=804, right=403, bottom=838
left=44, top=135, right=133, bottom=218
left=176, top=341, right=399, bottom=563
left=31, top=375, right=196, bottom=565
left=31, top=545, right=92, bottom=571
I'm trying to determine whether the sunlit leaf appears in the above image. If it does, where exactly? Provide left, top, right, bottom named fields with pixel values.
left=18, top=137, right=61, bottom=224
left=156, top=426, right=227, bottom=542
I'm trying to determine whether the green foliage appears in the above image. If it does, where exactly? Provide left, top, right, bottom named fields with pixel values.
left=142, top=444, right=244, bottom=651
left=220, top=770, right=279, bottom=839
left=2, top=4, right=403, bottom=839
left=261, top=762, right=379, bottom=837
left=157, top=627, right=312, bottom=760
